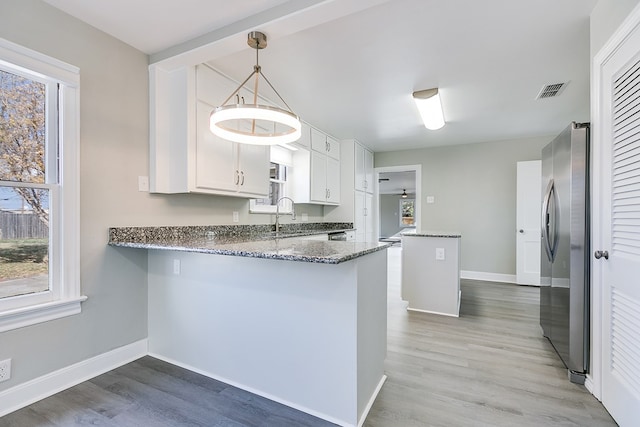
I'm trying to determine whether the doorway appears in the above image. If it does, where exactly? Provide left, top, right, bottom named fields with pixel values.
left=375, top=165, right=421, bottom=242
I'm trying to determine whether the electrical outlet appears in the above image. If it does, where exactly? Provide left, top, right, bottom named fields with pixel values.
left=172, top=259, right=181, bottom=275
left=0, top=359, right=11, bottom=383
left=435, top=248, right=445, bottom=261
left=232, top=211, right=239, bottom=223
left=301, top=213, right=309, bottom=222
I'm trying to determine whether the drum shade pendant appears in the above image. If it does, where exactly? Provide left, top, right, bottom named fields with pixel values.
left=209, top=31, right=301, bottom=145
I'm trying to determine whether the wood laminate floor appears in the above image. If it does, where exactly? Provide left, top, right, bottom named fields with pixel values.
left=0, top=247, right=617, bottom=426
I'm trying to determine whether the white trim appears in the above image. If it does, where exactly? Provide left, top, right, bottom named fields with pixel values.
left=407, top=307, right=459, bottom=317
left=148, top=352, right=360, bottom=427
left=585, top=375, right=595, bottom=397
left=460, top=270, right=517, bottom=284
left=374, top=165, right=422, bottom=240
left=0, top=296, right=87, bottom=333
left=357, top=375, right=387, bottom=427
left=0, top=38, right=83, bottom=329
left=0, top=339, right=148, bottom=417
left=0, top=38, right=79, bottom=86
left=590, top=0, right=640, bottom=402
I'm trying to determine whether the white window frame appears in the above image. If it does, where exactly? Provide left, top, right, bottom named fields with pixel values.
left=399, top=198, right=416, bottom=228
left=0, top=38, right=85, bottom=332
left=249, top=145, right=294, bottom=214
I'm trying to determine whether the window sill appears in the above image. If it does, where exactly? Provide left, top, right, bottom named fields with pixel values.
left=0, top=296, right=88, bottom=333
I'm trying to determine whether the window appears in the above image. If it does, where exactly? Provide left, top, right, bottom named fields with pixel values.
left=250, top=162, right=292, bottom=213
left=400, top=199, right=415, bottom=227
left=0, top=38, right=83, bottom=332
left=249, top=146, right=294, bottom=214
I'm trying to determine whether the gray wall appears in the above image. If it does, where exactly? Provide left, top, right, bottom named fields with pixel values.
left=0, top=0, right=323, bottom=392
left=379, top=194, right=404, bottom=238
left=591, top=0, right=640, bottom=57
left=376, top=136, right=550, bottom=275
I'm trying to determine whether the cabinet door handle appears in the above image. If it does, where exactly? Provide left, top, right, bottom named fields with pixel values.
left=240, top=171, right=245, bottom=186
left=235, top=170, right=240, bottom=185
left=326, top=141, right=330, bottom=152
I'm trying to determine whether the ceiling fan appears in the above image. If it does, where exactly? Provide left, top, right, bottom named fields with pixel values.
left=400, top=189, right=408, bottom=198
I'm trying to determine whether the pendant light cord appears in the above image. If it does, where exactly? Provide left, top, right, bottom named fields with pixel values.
left=217, top=33, right=296, bottom=114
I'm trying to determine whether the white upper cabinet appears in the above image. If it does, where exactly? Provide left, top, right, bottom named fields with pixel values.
left=323, top=139, right=375, bottom=242
left=291, top=126, right=341, bottom=205
left=149, top=64, right=269, bottom=197
left=293, top=121, right=311, bottom=149
left=325, top=156, right=341, bottom=203
left=355, top=143, right=374, bottom=194
left=311, top=128, right=340, bottom=161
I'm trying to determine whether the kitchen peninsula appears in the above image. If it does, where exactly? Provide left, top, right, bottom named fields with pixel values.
left=109, top=224, right=390, bottom=427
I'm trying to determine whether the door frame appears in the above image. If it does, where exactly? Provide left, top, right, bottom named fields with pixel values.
left=591, top=1, right=640, bottom=401
left=374, top=165, right=422, bottom=240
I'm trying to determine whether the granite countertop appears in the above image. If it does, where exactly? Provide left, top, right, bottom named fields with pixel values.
left=400, top=230, right=462, bottom=238
left=108, top=223, right=390, bottom=264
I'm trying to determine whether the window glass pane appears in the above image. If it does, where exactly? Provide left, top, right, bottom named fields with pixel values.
left=400, top=199, right=415, bottom=227
left=0, top=186, right=49, bottom=299
left=0, top=69, right=46, bottom=183
left=253, top=162, right=287, bottom=209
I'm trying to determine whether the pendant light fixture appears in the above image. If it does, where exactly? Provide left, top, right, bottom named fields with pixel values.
left=209, top=31, right=301, bottom=145
left=412, top=88, right=445, bottom=130
left=401, top=189, right=408, bottom=198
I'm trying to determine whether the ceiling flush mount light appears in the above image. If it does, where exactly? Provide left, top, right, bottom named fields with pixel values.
left=209, top=31, right=301, bottom=145
left=401, top=189, right=408, bottom=198
left=412, top=88, right=445, bottom=130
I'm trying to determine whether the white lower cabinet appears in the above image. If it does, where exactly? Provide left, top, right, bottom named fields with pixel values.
left=354, top=190, right=374, bottom=242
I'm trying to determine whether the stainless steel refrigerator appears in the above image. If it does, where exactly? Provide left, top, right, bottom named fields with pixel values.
left=540, top=122, right=590, bottom=384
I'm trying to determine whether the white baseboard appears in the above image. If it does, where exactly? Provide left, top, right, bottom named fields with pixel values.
left=149, top=352, right=357, bottom=427
left=407, top=307, right=459, bottom=317
left=461, top=270, right=517, bottom=284
left=0, top=339, right=148, bottom=417
left=358, top=375, right=387, bottom=427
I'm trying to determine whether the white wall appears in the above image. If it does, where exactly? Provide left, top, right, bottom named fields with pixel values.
left=0, top=0, right=323, bottom=393
left=375, top=136, right=550, bottom=276
left=591, top=0, right=640, bottom=57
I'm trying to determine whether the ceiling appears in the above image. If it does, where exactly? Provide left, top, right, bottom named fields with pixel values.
left=43, top=0, right=597, bottom=152
left=379, top=171, right=416, bottom=196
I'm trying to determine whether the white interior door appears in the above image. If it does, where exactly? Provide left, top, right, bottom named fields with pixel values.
left=516, top=160, right=542, bottom=285
left=595, top=9, right=640, bottom=426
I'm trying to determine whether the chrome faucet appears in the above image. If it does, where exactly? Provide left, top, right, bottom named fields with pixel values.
left=275, top=196, right=296, bottom=237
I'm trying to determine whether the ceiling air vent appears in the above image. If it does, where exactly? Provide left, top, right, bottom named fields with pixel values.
left=536, top=82, right=568, bottom=99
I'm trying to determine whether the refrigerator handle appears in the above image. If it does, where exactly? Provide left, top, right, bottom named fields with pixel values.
left=542, top=180, right=555, bottom=262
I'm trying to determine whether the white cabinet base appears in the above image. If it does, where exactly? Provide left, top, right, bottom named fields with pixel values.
left=147, top=249, right=387, bottom=427
left=401, top=235, right=461, bottom=317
